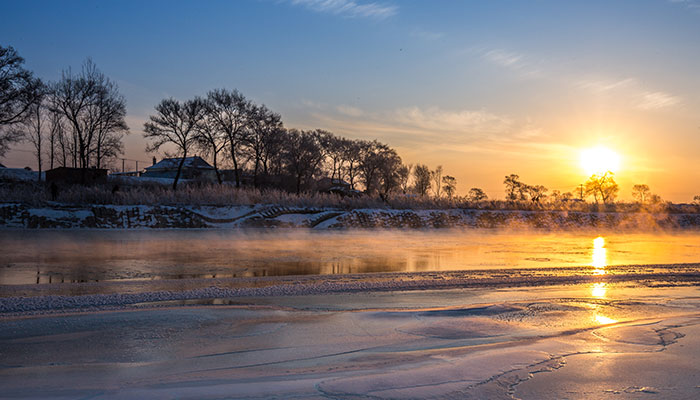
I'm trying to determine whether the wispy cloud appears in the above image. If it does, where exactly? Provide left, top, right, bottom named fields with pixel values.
left=301, top=103, right=551, bottom=157
left=637, top=91, right=681, bottom=110
left=336, top=104, right=364, bottom=117
left=288, top=0, right=397, bottom=19
left=668, top=0, right=700, bottom=12
left=482, top=49, right=542, bottom=78
left=576, top=78, right=635, bottom=92
left=576, top=77, right=682, bottom=111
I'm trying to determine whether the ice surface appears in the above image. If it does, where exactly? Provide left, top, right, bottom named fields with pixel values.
left=2, top=284, right=700, bottom=399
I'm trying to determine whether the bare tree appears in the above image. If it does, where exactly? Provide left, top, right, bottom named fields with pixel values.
left=46, top=97, right=66, bottom=169
left=632, top=184, right=651, bottom=204
left=358, top=140, right=396, bottom=194
left=0, top=45, right=42, bottom=158
left=526, top=184, right=548, bottom=203
left=441, top=175, right=457, bottom=198
left=398, top=163, right=412, bottom=194
left=413, top=164, right=431, bottom=196
left=206, top=89, right=251, bottom=187
left=92, top=83, right=128, bottom=168
left=283, top=129, right=325, bottom=194
left=585, top=172, right=618, bottom=204
left=51, top=59, right=128, bottom=169
left=196, top=107, right=228, bottom=184
left=342, top=140, right=362, bottom=190
left=468, top=187, right=488, bottom=202
left=504, top=174, right=523, bottom=201
left=377, top=148, right=402, bottom=200
left=431, top=165, right=443, bottom=198
left=16, top=96, right=46, bottom=180
left=318, top=131, right=346, bottom=182
left=245, top=104, right=283, bottom=187
left=143, top=97, right=206, bottom=190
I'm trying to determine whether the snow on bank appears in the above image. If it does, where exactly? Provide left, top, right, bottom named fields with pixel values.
left=2, top=202, right=700, bottom=230
left=0, top=168, right=43, bottom=182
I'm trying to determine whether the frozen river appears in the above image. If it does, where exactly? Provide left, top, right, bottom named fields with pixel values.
left=2, top=229, right=700, bottom=285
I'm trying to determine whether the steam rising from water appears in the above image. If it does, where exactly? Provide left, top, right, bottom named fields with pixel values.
left=1, top=229, right=700, bottom=285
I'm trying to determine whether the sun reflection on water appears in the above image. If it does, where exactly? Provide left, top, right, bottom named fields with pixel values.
left=594, top=315, right=617, bottom=325
left=592, top=236, right=607, bottom=275
left=591, top=282, right=607, bottom=298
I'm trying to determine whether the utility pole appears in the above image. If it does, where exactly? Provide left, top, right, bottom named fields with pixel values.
left=135, top=161, right=138, bottom=175
left=122, top=158, right=125, bottom=173
left=578, top=184, right=584, bottom=200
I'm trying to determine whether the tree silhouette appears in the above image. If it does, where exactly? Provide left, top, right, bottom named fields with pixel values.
left=503, top=174, right=522, bottom=201
left=283, top=129, right=324, bottom=194
left=413, top=164, right=431, bottom=196
left=51, top=59, right=128, bottom=169
left=441, top=175, right=457, bottom=198
left=632, top=184, right=650, bottom=204
left=584, top=172, right=618, bottom=204
left=0, top=45, right=42, bottom=158
left=468, top=187, right=488, bottom=202
left=431, top=165, right=443, bottom=198
left=143, top=97, right=206, bottom=190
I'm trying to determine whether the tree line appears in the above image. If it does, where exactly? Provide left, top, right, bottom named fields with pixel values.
left=502, top=172, right=667, bottom=205
left=0, top=46, right=128, bottom=178
left=2, top=44, right=692, bottom=205
left=142, top=90, right=474, bottom=198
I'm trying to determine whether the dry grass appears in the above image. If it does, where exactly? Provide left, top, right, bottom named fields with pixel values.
left=1, top=179, right=699, bottom=214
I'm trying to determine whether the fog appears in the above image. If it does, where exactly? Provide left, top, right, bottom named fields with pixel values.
left=2, top=229, right=700, bottom=285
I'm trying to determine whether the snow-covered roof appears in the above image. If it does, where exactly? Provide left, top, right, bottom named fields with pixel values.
left=145, top=156, right=214, bottom=171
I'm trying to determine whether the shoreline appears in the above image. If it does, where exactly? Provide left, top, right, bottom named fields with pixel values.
left=3, top=202, right=700, bottom=229
left=3, top=263, right=700, bottom=316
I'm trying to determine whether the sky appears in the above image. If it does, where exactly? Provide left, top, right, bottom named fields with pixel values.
left=1, top=0, right=699, bottom=201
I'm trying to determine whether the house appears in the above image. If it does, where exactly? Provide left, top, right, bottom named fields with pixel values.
left=45, top=167, right=108, bottom=185
left=142, top=156, right=216, bottom=180
left=316, top=177, right=361, bottom=196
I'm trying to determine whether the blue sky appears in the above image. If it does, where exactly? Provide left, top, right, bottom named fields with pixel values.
left=2, top=0, right=699, bottom=200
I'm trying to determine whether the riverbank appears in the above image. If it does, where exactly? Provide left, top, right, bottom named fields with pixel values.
left=3, top=202, right=700, bottom=229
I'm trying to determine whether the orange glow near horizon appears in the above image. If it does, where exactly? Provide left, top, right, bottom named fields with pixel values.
left=580, top=146, right=621, bottom=176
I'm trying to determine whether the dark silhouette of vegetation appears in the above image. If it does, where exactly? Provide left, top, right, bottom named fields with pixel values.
left=51, top=59, right=128, bottom=169
left=413, top=164, right=431, bottom=196
left=584, top=172, right=618, bottom=204
left=442, top=175, right=457, bottom=198
left=0, top=45, right=43, bottom=158
left=467, top=187, right=487, bottom=202
left=144, top=98, right=207, bottom=190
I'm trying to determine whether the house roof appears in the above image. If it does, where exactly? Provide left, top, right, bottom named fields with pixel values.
left=145, top=156, right=214, bottom=171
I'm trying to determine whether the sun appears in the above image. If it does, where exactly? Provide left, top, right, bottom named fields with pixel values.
left=580, top=146, right=621, bottom=176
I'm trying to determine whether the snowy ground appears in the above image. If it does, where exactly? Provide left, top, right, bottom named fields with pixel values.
left=1, top=283, right=700, bottom=399
left=4, top=202, right=700, bottom=229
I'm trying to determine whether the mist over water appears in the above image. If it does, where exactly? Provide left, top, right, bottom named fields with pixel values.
left=2, top=229, right=700, bottom=285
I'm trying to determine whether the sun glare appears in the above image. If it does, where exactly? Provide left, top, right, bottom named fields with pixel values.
left=580, top=146, right=621, bottom=176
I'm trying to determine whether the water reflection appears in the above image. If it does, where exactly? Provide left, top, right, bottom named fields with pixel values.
left=594, top=315, right=617, bottom=325
left=3, top=230, right=700, bottom=285
left=591, top=282, right=607, bottom=298
left=592, top=236, right=607, bottom=275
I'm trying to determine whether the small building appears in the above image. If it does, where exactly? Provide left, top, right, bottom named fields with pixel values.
left=45, top=167, right=108, bottom=185
left=316, top=177, right=361, bottom=196
left=142, top=156, right=216, bottom=180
